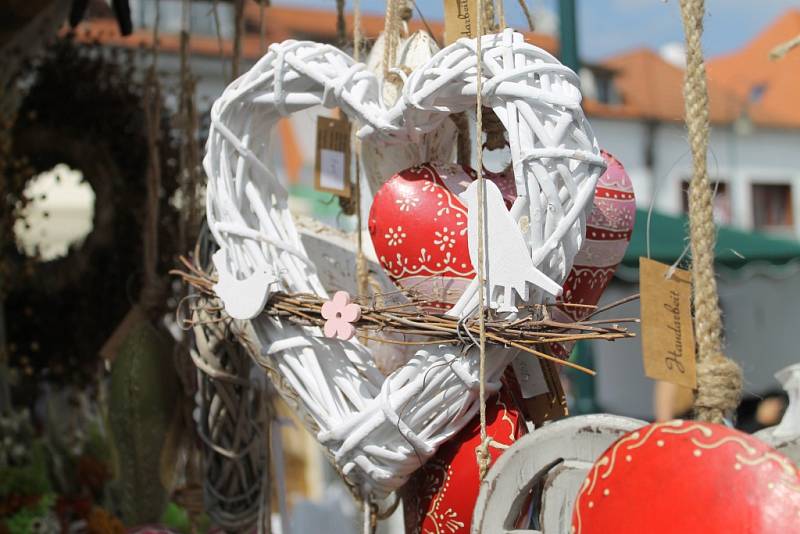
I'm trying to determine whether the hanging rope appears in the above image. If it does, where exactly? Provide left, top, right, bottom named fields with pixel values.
left=353, top=0, right=369, bottom=301
left=518, top=0, right=535, bottom=31
left=336, top=0, right=347, bottom=49
left=232, top=0, right=245, bottom=80
left=678, top=0, right=742, bottom=424
left=474, top=0, right=491, bottom=481
left=382, top=0, right=400, bottom=77
left=140, top=0, right=163, bottom=317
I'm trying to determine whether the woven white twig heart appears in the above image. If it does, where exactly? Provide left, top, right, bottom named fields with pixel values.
left=203, top=29, right=604, bottom=499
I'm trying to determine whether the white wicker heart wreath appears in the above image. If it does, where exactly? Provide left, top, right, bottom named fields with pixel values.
left=203, top=29, right=605, bottom=499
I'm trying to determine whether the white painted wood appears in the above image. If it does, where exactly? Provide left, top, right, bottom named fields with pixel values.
left=471, top=414, right=646, bottom=534
left=212, top=248, right=277, bottom=320
left=755, top=363, right=800, bottom=466
left=457, top=179, right=562, bottom=315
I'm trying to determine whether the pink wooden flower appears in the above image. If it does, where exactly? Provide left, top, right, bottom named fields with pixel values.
left=321, top=291, right=361, bottom=340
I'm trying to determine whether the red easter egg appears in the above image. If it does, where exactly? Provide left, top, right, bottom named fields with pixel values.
left=572, top=420, right=800, bottom=534
left=369, top=162, right=510, bottom=311
left=553, top=150, right=635, bottom=356
left=403, top=375, right=527, bottom=534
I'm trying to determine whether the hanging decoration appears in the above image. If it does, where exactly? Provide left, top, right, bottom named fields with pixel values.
left=678, top=0, right=743, bottom=422
left=572, top=420, right=800, bottom=533
left=2, top=36, right=179, bottom=392
left=198, top=28, right=606, bottom=501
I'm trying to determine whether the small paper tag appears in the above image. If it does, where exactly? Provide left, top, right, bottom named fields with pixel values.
left=513, top=357, right=568, bottom=425
left=443, top=0, right=479, bottom=45
left=314, top=116, right=351, bottom=197
left=640, top=257, right=697, bottom=389
left=512, top=357, right=549, bottom=399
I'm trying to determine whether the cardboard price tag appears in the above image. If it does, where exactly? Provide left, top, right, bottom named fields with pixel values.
left=640, top=257, right=697, bottom=389
left=314, top=116, right=351, bottom=197
left=443, top=0, right=480, bottom=45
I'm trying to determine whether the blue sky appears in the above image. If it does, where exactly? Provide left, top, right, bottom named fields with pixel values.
left=273, top=0, right=800, bottom=61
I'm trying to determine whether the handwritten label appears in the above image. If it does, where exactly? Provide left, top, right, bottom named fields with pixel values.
left=640, top=257, right=697, bottom=389
left=443, top=0, right=479, bottom=45
left=314, top=116, right=351, bottom=197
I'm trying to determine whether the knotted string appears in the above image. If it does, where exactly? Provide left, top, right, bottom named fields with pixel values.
left=474, top=0, right=491, bottom=481
left=678, top=0, right=742, bottom=423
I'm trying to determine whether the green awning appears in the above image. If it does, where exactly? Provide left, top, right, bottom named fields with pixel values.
left=622, top=209, right=800, bottom=268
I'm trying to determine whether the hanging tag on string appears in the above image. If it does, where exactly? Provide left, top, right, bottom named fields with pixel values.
left=443, top=0, right=480, bottom=45
left=640, top=257, right=697, bottom=389
left=314, top=115, right=351, bottom=197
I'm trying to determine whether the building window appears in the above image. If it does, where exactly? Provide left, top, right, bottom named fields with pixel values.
left=752, top=183, right=793, bottom=231
left=681, top=180, right=732, bottom=225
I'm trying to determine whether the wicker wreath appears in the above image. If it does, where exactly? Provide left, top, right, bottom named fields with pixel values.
left=203, top=29, right=605, bottom=498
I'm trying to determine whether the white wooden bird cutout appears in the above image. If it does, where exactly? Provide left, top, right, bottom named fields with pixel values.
left=212, top=249, right=277, bottom=320
left=454, top=180, right=562, bottom=314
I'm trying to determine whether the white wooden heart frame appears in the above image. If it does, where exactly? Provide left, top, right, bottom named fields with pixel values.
left=204, top=29, right=604, bottom=498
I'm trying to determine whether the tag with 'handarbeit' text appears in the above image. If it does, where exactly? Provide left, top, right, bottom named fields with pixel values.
left=443, top=0, right=479, bottom=45
left=640, top=257, right=697, bottom=389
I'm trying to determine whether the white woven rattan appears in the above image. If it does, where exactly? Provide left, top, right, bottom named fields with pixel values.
left=203, top=29, right=604, bottom=498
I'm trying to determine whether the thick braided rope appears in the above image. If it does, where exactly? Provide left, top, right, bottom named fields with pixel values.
left=679, top=0, right=742, bottom=423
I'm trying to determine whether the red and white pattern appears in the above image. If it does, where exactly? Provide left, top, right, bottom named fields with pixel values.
left=552, top=151, right=635, bottom=355
left=370, top=155, right=632, bottom=317
left=403, top=375, right=527, bottom=534
left=573, top=420, right=800, bottom=534
left=369, top=162, right=513, bottom=311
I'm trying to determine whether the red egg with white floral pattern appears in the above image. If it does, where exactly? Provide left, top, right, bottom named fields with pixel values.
left=369, top=162, right=510, bottom=311
left=572, top=420, right=800, bottom=534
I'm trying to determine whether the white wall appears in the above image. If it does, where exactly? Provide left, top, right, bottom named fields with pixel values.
left=590, top=117, right=800, bottom=237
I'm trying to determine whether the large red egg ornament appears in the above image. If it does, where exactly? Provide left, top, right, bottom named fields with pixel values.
left=369, top=162, right=512, bottom=311
left=572, top=420, right=800, bottom=534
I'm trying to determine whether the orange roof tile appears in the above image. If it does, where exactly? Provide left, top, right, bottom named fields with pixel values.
left=602, top=48, right=740, bottom=124
left=707, top=9, right=800, bottom=128
left=71, top=5, right=557, bottom=61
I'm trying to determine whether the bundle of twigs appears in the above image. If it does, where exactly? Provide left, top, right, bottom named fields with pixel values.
left=173, top=256, right=638, bottom=376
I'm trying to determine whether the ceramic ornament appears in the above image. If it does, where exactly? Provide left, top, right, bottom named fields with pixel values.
left=361, top=31, right=458, bottom=195
left=552, top=150, right=636, bottom=356
left=403, top=378, right=527, bottom=534
left=370, top=162, right=489, bottom=310
left=204, top=29, right=603, bottom=498
left=572, top=420, right=800, bottom=534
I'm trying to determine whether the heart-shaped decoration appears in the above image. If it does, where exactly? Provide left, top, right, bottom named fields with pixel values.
left=573, top=420, right=800, bottom=534
left=369, top=161, right=515, bottom=311
left=204, top=30, right=606, bottom=498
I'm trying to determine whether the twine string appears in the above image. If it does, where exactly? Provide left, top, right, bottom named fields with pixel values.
left=678, top=0, right=742, bottom=424
left=353, top=0, right=369, bottom=300
left=141, top=0, right=163, bottom=316
left=474, top=0, right=491, bottom=481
